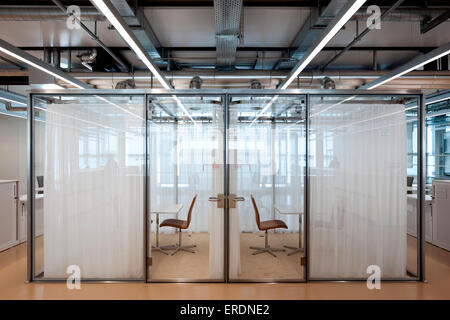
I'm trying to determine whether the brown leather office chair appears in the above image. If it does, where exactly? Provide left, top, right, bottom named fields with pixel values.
left=250, top=195, right=288, bottom=257
left=160, top=195, right=197, bottom=255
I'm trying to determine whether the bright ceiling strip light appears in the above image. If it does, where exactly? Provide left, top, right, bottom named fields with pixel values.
left=90, top=0, right=171, bottom=90
left=0, top=39, right=88, bottom=89
left=90, top=0, right=195, bottom=123
left=361, top=42, right=450, bottom=90
left=251, top=0, right=366, bottom=125
left=279, top=0, right=367, bottom=90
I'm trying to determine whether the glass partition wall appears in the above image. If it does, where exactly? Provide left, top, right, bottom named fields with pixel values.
left=28, top=90, right=424, bottom=282
left=308, top=94, right=422, bottom=280
left=147, top=95, right=226, bottom=281
left=29, top=93, right=146, bottom=281
left=227, top=95, right=306, bottom=281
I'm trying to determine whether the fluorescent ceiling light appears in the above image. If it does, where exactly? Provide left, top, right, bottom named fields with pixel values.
left=90, top=0, right=172, bottom=90
left=361, top=42, right=450, bottom=90
left=38, top=84, right=65, bottom=90
left=90, top=1, right=195, bottom=123
left=0, top=39, right=88, bottom=89
left=251, top=0, right=366, bottom=125
left=279, top=0, right=367, bottom=90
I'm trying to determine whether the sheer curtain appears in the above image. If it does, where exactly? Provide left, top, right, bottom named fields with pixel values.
left=43, top=101, right=145, bottom=279
left=310, top=101, right=407, bottom=278
left=230, top=123, right=304, bottom=234
left=150, top=108, right=226, bottom=278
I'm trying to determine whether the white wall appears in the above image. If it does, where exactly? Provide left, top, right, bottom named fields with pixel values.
left=0, top=114, right=45, bottom=196
left=0, top=114, right=27, bottom=195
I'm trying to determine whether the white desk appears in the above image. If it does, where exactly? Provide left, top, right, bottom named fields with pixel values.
left=19, top=194, right=44, bottom=203
left=150, top=204, right=183, bottom=255
left=274, top=205, right=304, bottom=256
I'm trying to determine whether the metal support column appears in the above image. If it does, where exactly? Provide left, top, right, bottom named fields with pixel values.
left=305, top=94, right=310, bottom=281
left=224, top=93, right=229, bottom=282
left=418, top=93, right=426, bottom=281
left=26, top=93, right=35, bottom=282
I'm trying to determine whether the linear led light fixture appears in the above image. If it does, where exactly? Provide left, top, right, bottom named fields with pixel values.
left=0, top=40, right=147, bottom=121
left=251, top=0, right=366, bottom=125
left=0, top=39, right=88, bottom=89
left=360, top=42, right=450, bottom=90
left=278, top=0, right=367, bottom=90
left=90, top=0, right=196, bottom=124
left=90, top=0, right=172, bottom=90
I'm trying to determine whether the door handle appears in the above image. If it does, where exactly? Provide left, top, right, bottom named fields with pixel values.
left=233, top=196, right=245, bottom=202
left=209, top=194, right=226, bottom=208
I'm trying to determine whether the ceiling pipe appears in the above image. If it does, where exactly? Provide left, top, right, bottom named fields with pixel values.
left=1, top=100, right=27, bottom=112
left=51, top=0, right=129, bottom=72
left=0, top=6, right=103, bottom=21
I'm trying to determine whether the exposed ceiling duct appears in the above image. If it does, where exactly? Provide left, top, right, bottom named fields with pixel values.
left=214, top=0, right=243, bottom=70
left=115, top=79, right=136, bottom=89
left=0, top=6, right=103, bottom=21
left=189, top=76, right=203, bottom=89
left=250, top=79, right=262, bottom=89
left=321, top=76, right=336, bottom=89
left=78, top=48, right=97, bottom=71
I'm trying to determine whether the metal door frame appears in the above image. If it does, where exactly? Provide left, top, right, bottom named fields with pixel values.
left=27, top=88, right=425, bottom=283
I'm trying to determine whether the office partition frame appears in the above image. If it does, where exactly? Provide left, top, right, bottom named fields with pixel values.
left=27, top=89, right=425, bottom=283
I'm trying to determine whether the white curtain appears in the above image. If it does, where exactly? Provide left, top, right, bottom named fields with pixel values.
left=149, top=108, right=226, bottom=279
left=310, top=102, right=407, bottom=279
left=229, top=123, right=304, bottom=234
left=44, top=101, right=145, bottom=279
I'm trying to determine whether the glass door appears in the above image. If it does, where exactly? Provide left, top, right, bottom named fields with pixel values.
left=227, top=94, right=307, bottom=282
left=147, top=95, right=226, bottom=282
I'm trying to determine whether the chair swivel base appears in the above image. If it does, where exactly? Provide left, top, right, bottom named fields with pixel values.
left=152, top=244, right=177, bottom=255
left=171, top=244, right=196, bottom=255
left=250, top=246, right=285, bottom=257
left=283, top=245, right=305, bottom=256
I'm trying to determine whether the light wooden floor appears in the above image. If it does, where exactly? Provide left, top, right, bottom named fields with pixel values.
left=0, top=237, right=449, bottom=299
left=150, top=232, right=304, bottom=280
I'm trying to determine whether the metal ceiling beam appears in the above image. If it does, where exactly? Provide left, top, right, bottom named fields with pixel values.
left=274, top=0, right=348, bottom=70
left=51, top=0, right=129, bottom=72
left=360, top=42, right=450, bottom=89
left=214, top=0, right=243, bottom=70
left=109, top=0, right=164, bottom=65
left=90, top=0, right=172, bottom=89
left=0, top=38, right=89, bottom=88
left=277, top=0, right=367, bottom=89
left=421, top=9, right=450, bottom=34
left=321, top=0, right=405, bottom=71
left=0, top=87, right=27, bottom=106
